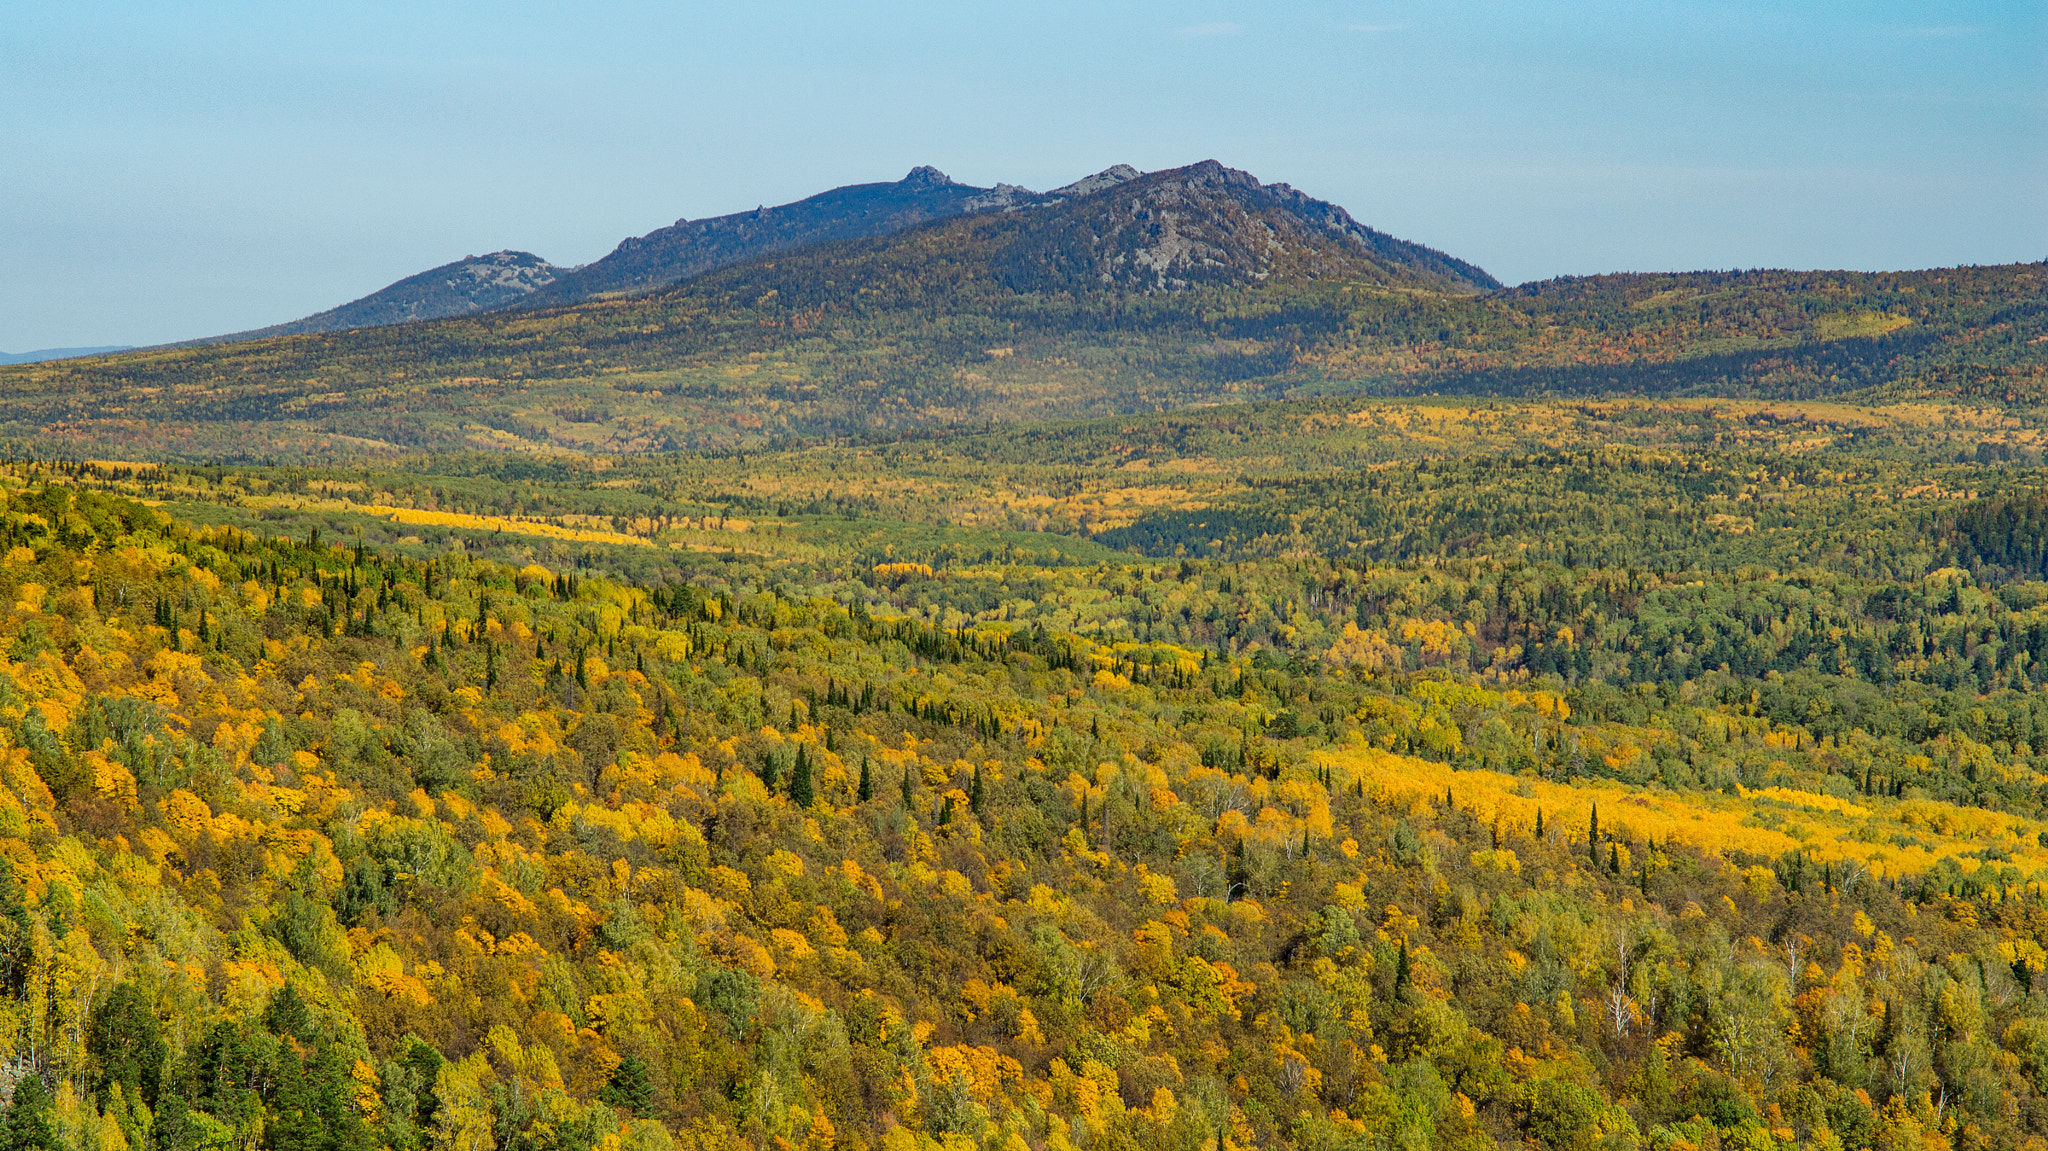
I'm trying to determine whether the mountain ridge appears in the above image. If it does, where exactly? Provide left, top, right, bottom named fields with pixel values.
left=522, top=163, right=1154, bottom=308
left=637, top=160, right=1501, bottom=318
left=522, top=165, right=1004, bottom=307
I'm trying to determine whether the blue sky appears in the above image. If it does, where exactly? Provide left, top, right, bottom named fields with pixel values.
left=3, top=0, right=2042, bottom=349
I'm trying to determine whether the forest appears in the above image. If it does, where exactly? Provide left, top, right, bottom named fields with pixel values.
left=0, top=377, right=2041, bottom=1151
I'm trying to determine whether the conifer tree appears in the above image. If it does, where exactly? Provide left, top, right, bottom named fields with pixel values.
left=265, top=981, right=313, bottom=1041
left=86, top=980, right=165, bottom=1110
left=0, top=1075, right=62, bottom=1151
left=791, top=744, right=815, bottom=807
left=600, top=1054, right=655, bottom=1118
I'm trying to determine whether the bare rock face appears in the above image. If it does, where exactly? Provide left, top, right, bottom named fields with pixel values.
left=1048, top=164, right=1142, bottom=199
left=962, top=183, right=1043, bottom=212
left=433, top=251, right=561, bottom=306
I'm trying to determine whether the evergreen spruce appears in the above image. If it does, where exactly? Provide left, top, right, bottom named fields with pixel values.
left=86, top=980, right=165, bottom=1110
left=791, top=744, right=815, bottom=807
left=599, top=1053, right=655, bottom=1118
left=0, top=1075, right=63, bottom=1151
left=264, top=981, right=314, bottom=1041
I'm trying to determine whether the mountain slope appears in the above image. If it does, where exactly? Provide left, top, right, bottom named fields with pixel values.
left=181, top=250, right=561, bottom=344
left=523, top=166, right=1028, bottom=306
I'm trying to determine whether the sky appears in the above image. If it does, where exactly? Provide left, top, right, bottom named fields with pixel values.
left=3, top=0, right=2042, bottom=350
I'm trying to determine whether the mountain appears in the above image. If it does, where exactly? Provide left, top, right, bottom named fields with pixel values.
left=4, top=161, right=2033, bottom=463
left=0, top=345, right=132, bottom=365
left=180, top=250, right=560, bottom=345
left=526, top=159, right=1489, bottom=308
left=520, top=164, right=1082, bottom=307
left=677, top=159, right=1501, bottom=300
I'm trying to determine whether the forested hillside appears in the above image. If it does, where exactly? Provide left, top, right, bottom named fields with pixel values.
left=2, top=392, right=2048, bottom=1151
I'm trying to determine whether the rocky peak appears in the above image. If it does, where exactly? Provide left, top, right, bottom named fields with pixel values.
left=445, top=251, right=559, bottom=292
left=900, top=165, right=957, bottom=189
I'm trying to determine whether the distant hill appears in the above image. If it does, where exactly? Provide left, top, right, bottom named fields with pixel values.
left=0, top=346, right=132, bottom=365
left=521, top=164, right=1145, bottom=307
left=178, top=251, right=560, bottom=345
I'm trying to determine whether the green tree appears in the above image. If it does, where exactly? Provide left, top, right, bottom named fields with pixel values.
left=88, top=979, right=167, bottom=1109
left=790, top=743, right=815, bottom=807
left=0, top=1076, right=63, bottom=1151
left=599, top=1054, right=655, bottom=1118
